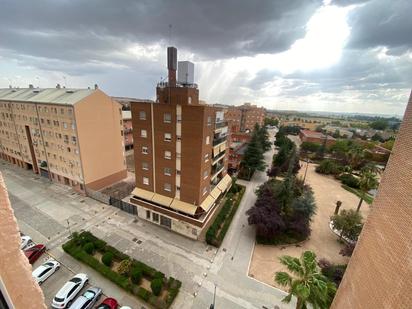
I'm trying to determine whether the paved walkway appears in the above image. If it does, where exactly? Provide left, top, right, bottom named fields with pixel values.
left=249, top=162, right=371, bottom=289
left=2, top=128, right=293, bottom=308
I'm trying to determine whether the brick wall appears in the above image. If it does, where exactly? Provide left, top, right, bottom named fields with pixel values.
left=331, top=91, right=412, bottom=308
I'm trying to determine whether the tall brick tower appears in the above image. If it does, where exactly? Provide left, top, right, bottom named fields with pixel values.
left=129, top=47, right=231, bottom=239
left=331, top=91, right=412, bottom=308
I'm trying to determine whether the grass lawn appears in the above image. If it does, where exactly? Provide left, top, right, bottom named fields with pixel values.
left=341, top=184, right=374, bottom=205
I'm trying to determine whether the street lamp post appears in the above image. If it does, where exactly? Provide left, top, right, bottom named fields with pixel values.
left=66, top=219, right=72, bottom=238
left=210, top=283, right=217, bottom=309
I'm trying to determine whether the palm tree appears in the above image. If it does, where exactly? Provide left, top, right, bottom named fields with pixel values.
left=275, top=251, right=336, bottom=309
left=347, top=146, right=364, bottom=171
left=357, top=168, right=378, bottom=212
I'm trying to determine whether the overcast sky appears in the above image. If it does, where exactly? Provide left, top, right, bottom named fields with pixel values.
left=0, top=0, right=411, bottom=116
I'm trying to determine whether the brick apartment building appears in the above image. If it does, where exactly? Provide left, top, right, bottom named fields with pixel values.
left=228, top=132, right=252, bottom=172
left=0, top=172, right=46, bottom=308
left=122, top=110, right=133, bottom=150
left=225, top=103, right=265, bottom=133
left=0, top=87, right=126, bottom=193
left=128, top=47, right=231, bottom=239
left=331, top=92, right=412, bottom=308
left=299, top=129, right=336, bottom=147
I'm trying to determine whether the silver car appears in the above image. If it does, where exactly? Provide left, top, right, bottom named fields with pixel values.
left=68, top=286, right=102, bottom=309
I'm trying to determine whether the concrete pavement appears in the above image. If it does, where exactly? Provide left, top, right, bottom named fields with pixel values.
left=1, top=128, right=293, bottom=308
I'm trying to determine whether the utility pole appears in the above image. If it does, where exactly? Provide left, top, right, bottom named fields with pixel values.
left=66, top=219, right=72, bottom=237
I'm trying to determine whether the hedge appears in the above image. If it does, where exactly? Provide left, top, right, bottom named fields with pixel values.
left=151, top=278, right=163, bottom=296
left=102, top=252, right=114, bottom=267
left=63, top=231, right=181, bottom=308
left=339, top=173, right=360, bottom=189
left=206, top=185, right=246, bottom=247
left=83, top=242, right=95, bottom=254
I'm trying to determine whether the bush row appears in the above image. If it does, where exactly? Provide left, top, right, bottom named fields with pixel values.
left=206, top=185, right=245, bottom=247
left=64, top=232, right=181, bottom=308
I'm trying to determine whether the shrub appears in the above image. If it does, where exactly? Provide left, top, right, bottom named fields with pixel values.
left=321, top=264, right=347, bottom=286
left=83, top=242, right=95, bottom=254
left=117, top=259, right=132, bottom=276
left=340, top=242, right=356, bottom=257
left=151, top=278, right=163, bottom=296
left=102, top=252, right=114, bottom=267
left=131, top=268, right=143, bottom=284
left=136, top=287, right=151, bottom=302
left=315, top=159, right=343, bottom=175
left=153, top=271, right=165, bottom=280
left=340, top=173, right=360, bottom=189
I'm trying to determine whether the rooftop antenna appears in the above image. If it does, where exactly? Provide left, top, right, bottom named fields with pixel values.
left=168, top=24, right=172, bottom=46
left=63, top=76, right=67, bottom=88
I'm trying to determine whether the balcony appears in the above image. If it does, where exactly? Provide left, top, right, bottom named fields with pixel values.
left=213, top=135, right=227, bottom=146
left=212, top=151, right=225, bottom=164
left=215, top=121, right=228, bottom=129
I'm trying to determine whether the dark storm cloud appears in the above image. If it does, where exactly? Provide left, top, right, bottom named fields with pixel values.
left=0, top=0, right=322, bottom=64
left=344, top=0, right=412, bottom=51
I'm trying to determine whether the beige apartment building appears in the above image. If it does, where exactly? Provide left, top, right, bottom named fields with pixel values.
left=0, top=86, right=126, bottom=193
left=331, top=92, right=412, bottom=308
left=225, top=103, right=265, bottom=133
left=129, top=47, right=231, bottom=239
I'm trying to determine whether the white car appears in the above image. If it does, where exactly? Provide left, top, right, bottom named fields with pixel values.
left=20, top=235, right=32, bottom=249
left=52, top=273, right=88, bottom=308
left=32, top=259, right=60, bottom=285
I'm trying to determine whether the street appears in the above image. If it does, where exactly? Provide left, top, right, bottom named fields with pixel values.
left=1, top=128, right=292, bottom=309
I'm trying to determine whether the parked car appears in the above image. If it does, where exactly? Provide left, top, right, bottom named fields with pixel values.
left=52, top=273, right=89, bottom=308
left=24, top=244, right=46, bottom=264
left=32, top=259, right=60, bottom=285
left=68, top=286, right=102, bottom=309
left=20, top=235, right=32, bottom=249
left=96, top=298, right=118, bottom=309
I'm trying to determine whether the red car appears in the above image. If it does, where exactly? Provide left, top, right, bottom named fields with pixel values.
left=24, top=244, right=46, bottom=264
left=96, top=298, right=119, bottom=309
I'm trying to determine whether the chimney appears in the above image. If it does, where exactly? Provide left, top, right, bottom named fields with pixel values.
left=29, top=84, right=34, bottom=89
left=56, top=83, right=61, bottom=89
left=167, top=46, right=177, bottom=87
left=94, top=84, right=98, bottom=90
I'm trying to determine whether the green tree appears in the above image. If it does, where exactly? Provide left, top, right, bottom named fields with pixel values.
left=275, top=251, right=336, bottom=309
left=357, top=168, right=378, bottom=212
left=240, top=136, right=266, bottom=179
left=331, top=209, right=363, bottom=241
left=301, top=142, right=320, bottom=153
left=369, top=119, right=388, bottom=130
left=347, top=146, right=364, bottom=170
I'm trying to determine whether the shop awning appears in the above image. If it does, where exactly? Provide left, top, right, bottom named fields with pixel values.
left=131, top=187, right=155, bottom=201
left=200, top=195, right=216, bottom=212
left=217, top=174, right=232, bottom=192
left=170, top=199, right=197, bottom=215
left=210, top=186, right=222, bottom=199
left=152, top=194, right=173, bottom=207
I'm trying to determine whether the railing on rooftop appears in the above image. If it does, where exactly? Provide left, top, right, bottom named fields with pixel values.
left=156, top=81, right=198, bottom=89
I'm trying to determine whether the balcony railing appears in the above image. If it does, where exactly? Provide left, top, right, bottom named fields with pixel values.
left=213, top=135, right=227, bottom=146
left=215, top=121, right=228, bottom=129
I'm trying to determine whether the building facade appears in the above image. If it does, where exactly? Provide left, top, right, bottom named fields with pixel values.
left=0, top=87, right=126, bottom=193
left=225, top=103, right=265, bottom=133
left=129, top=47, right=231, bottom=239
left=299, top=129, right=336, bottom=147
left=122, top=110, right=133, bottom=150
left=331, top=92, right=412, bottom=308
left=0, top=172, right=46, bottom=308
left=228, top=132, right=251, bottom=172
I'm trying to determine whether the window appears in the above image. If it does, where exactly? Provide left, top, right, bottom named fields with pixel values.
left=188, top=97, right=192, bottom=104
left=143, top=177, right=149, bottom=185
left=164, top=183, right=172, bottom=192
left=63, top=122, right=68, bottom=129
left=142, top=162, right=149, bottom=170
left=160, top=216, right=172, bottom=228
left=152, top=213, right=159, bottom=222
left=203, top=187, right=208, bottom=195
left=164, top=113, right=172, bottom=123
left=139, top=111, right=146, bottom=120
left=164, top=151, right=171, bottom=159
left=206, top=136, right=210, bottom=145
left=203, top=170, right=208, bottom=179
left=142, top=146, right=148, bottom=154
left=207, top=116, right=212, bottom=126
left=164, top=133, right=172, bottom=142
left=164, top=167, right=172, bottom=176
left=146, top=210, right=151, bottom=219
left=141, top=129, right=147, bottom=138
left=205, top=153, right=209, bottom=162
